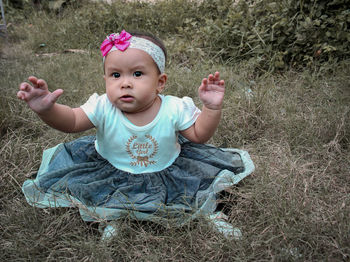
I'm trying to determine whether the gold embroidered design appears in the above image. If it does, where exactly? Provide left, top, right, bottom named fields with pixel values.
left=125, top=135, right=159, bottom=167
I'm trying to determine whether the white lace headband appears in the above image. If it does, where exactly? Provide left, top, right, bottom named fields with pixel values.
left=100, top=30, right=165, bottom=73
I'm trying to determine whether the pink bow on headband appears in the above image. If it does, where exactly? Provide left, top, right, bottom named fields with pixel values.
left=100, top=30, right=132, bottom=57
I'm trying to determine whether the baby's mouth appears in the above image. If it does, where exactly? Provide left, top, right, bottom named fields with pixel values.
left=120, top=95, right=134, bottom=102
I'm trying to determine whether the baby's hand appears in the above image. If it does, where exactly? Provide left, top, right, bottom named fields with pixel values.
left=17, top=76, right=63, bottom=114
left=198, top=72, right=225, bottom=110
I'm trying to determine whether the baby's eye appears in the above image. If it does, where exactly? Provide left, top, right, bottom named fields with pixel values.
left=112, top=72, right=120, bottom=78
left=133, top=71, right=143, bottom=77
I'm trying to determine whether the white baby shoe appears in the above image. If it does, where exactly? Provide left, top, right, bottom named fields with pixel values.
left=100, top=223, right=119, bottom=241
left=207, top=211, right=242, bottom=240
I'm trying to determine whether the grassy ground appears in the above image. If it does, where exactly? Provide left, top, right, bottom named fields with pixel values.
left=1, top=1, right=350, bottom=261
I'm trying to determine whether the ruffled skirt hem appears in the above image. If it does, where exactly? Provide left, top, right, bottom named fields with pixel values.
left=22, top=136, right=255, bottom=225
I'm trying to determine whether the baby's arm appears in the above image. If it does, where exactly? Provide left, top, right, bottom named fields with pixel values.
left=17, top=76, right=94, bottom=133
left=180, top=72, right=225, bottom=143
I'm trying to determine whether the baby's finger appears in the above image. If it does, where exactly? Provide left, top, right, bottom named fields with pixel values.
left=36, top=79, right=48, bottom=90
left=208, top=72, right=222, bottom=84
left=17, top=90, right=33, bottom=101
left=199, top=78, right=208, bottom=88
left=19, top=82, right=33, bottom=92
left=28, top=76, right=39, bottom=87
left=207, top=74, right=214, bottom=82
left=49, top=89, right=64, bottom=104
left=28, top=76, right=47, bottom=90
left=17, top=91, right=25, bottom=100
left=212, top=72, right=221, bottom=83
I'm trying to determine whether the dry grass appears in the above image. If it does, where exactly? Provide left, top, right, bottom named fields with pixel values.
left=1, top=1, right=350, bottom=261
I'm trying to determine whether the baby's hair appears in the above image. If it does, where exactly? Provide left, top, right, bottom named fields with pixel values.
left=129, top=31, right=168, bottom=63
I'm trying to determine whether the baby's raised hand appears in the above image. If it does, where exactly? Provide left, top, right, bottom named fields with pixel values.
left=17, top=76, right=63, bottom=114
left=198, top=72, right=225, bottom=110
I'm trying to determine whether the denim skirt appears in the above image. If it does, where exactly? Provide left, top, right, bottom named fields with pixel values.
left=22, top=136, right=255, bottom=224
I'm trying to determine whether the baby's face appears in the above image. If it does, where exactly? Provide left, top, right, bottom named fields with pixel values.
left=104, top=48, right=164, bottom=113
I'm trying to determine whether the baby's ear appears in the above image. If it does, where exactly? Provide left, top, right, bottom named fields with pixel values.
left=157, top=73, right=167, bottom=93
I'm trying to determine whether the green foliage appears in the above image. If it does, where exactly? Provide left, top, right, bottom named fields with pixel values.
left=190, top=0, right=350, bottom=71
left=6, top=0, right=348, bottom=72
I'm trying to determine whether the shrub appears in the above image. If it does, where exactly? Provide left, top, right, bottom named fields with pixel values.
left=190, top=0, right=350, bottom=71
left=5, top=0, right=349, bottom=72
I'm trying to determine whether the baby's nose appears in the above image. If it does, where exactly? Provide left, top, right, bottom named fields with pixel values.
left=121, top=77, right=133, bottom=88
